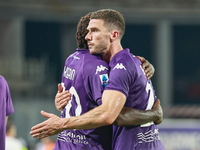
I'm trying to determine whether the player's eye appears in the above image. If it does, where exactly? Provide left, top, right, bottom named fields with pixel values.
left=92, top=28, right=99, bottom=32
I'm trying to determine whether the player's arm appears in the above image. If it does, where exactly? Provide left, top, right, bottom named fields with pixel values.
left=63, top=90, right=126, bottom=129
left=30, top=90, right=126, bottom=139
left=137, top=56, right=155, bottom=80
left=113, top=99, right=163, bottom=126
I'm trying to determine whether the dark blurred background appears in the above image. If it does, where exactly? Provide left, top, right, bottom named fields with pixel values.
left=1, top=0, right=200, bottom=149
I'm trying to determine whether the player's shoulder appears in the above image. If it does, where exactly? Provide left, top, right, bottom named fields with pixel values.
left=65, top=52, right=79, bottom=61
left=124, top=54, right=141, bottom=72
left=81, top=56, right=109, bottom=78
left=84, top=54, right=109, bottom=68
left=112, top=51, right=136, bottom=68
left=110, top=53, right=142, bottom=79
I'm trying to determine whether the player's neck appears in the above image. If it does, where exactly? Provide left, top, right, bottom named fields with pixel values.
left=109, top=41, right=123, bottom=62
left=102, top=41, right=123, bottom=63
left=102, top=51, right=111, bottom=63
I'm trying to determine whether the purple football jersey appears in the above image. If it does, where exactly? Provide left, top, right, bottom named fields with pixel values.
left=54, top=49, right=112, bottom=150
left=105, top=49, right=165, bottom=150
left=0, top=75, right=14, bottom=150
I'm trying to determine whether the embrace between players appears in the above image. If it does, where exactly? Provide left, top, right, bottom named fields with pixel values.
left=30, top=9, right=165, bottom=150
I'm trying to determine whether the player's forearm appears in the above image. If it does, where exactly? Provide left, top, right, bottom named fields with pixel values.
left=61, top=90, right=126, bottom=130
left=61, top=105, right=113, bottom=130
left=114, top=107, right=157, bottom=126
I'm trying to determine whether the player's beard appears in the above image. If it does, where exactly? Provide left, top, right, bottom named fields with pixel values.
left=89, top=39, right=109, bottom=56
left=90, top=46, right=106, bottom=56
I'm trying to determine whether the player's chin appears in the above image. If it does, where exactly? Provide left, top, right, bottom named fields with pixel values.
left=89, top=49, right=96, bottom=55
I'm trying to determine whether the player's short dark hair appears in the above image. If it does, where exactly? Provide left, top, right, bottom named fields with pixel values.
left=90, top=9, right=125, bottom=40
left=76, top=12, right=92, bottom=49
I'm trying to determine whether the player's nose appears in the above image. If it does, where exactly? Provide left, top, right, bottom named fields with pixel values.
left=85, top=32, right=91, bottom=41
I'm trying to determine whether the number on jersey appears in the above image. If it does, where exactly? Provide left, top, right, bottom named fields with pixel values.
left=61, top=83, right=82, bottom=118
left=141, top=81, right=155, bottom=127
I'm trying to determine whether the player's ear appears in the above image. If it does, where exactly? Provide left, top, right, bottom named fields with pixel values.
left=110, top=30, right=119, bottom=42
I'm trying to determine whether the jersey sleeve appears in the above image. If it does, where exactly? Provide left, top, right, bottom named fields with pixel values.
left=105, top=62, right=134, bottom=98
left=83, top=59, right=109, bottom=106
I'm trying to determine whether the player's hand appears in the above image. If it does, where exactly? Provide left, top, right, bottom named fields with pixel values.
left=152, top=99, right=163, bottom=125
left=55, top=83, right=72, bottom=111
left=30, top=110, right=65, bottom=139
left=137, top=56, right=155, bottom=80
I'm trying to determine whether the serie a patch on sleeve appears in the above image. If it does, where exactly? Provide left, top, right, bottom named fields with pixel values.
left=99, top=74, right=109, bottom=88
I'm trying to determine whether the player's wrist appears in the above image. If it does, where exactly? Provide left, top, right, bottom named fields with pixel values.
left=152, top=108, right=163, bottom=125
